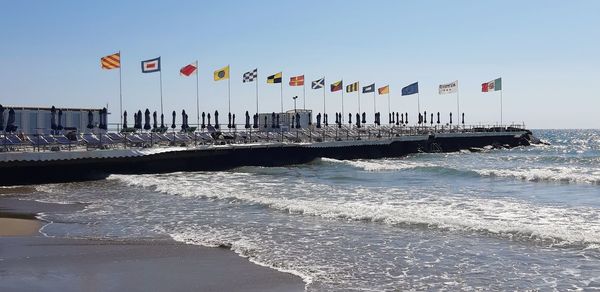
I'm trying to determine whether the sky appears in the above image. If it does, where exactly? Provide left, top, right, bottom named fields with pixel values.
left=0, top=0, right=598, bottom=129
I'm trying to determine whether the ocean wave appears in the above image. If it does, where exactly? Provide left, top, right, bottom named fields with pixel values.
left=169, top=229, right=314, bottom=287
left=477, top=167, right=600, bottom=185
left=110, top=173, right=600, bottom=250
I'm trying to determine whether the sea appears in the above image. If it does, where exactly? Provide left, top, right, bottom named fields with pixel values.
left=17, top=129, right=600, bottom=290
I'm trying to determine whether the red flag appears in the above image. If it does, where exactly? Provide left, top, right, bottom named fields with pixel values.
left=180, top=62, right=198, bottom=77
left=289, top=75, right=304, bottom=86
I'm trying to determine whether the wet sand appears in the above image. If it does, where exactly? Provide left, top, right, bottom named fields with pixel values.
left=0, top=195, right=305, bottom=292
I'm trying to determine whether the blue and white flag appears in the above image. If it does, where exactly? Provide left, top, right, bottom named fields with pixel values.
left=141, top=57, right=161, bottom=73
left=401, top=82, right=419, bottom=96
left=312, top=77, right=325, bottom=89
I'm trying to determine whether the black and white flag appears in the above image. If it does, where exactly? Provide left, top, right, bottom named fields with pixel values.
left=243, top=68, right=257, bottom=83
left=312, top=77, right=325, bottom=89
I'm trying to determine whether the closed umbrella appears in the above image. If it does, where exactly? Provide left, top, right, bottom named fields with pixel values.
left=424, top=111, right=427, bottom=124
left=253, top=113, right=258, bottom=129
left=228, top=112, right=232, bottom=129
left=245, top=111, right=250, bottom=129
left=405, top=112, right=408, bottom=124
left=201, top=112, right=206, bottom=129
left=400, top=113, right=404, bottom=124
left=361, top=112, right=366, bottom=124
left=0, top=104, right=5, bottom=131
left=214, top=110, right=219, bottom=129
left=58, top=109, right=64, bottom=130
left=144, top=109, right=151, bottom=130
left=356, top=113, right=360, bottom=128
left=171, top=111, right=176, bottom=129
left=462, top=113, right=465, bottom=124
left=396, top=112, right=400, bottom=126
left=232, top=114, right=236, bottom=129
left=449, top=112, right=453, bottom=124
left=50, top=106, right=57, bottom=130
left=430, top=113, right=433, bottom=125
left=316, top=113, right=321, bottom=128
left=271, top=112, right=276, bottom=128
left=87, top=110, right=94, bottom=129
left=137, top=110, right=143, bottom=129
left=160, top=113, right=165, bottom=129
left=348, top=113, right=352, bottom=125
left=123, top=111, right=128, bottom=129
left=102, top=108, right=108, bottom=130
left=308, top=112, right=312, bottom=125
left=437, top=112, right=440, bottom=124
left=153, top=111, right=158, bottom=130
left=181, top=110, right=187, bottom=131
left=6, top=108, right=16, bottom=132
left=207, top=113, right=212, bottom=127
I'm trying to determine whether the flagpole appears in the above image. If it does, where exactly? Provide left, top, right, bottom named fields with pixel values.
left=341, top=79, right=344, bottom=123
left=159, top=69, right=164, bottom=117
left=417, top=92, right=421, bottom=117
left=118, top=50, right=123, bottom=131
left=500, top=90, right=503, bottom=126
left=323, top=82, right=326, bottom=117
left=228, top=65, right=231, bottom=115
left=280, top=78, right=283, bottom=113
left=255, top=70, right=259, bottom=114
left=357, top=83, right=360, bottom=116
left=456, top=88, right=460, bottom=127
left=303, top=79, right=306, bottom=110
left=195, top=61, right=200, bottom=127
left=373, top=91, right=376, bottom=121
left=387, top=91, right=391, bottom=120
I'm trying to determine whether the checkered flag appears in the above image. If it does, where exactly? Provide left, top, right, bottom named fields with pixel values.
left=243, top=68, right=257, bottom=83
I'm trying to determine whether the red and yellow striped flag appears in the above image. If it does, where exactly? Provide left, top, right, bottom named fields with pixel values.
left=101, top=52, right=120, bottom=69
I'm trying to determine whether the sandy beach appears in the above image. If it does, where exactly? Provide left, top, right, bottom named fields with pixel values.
left=0, top=195, right=305, bottom=292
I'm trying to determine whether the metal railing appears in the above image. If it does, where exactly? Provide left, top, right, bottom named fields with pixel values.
left=0, top=122, right=527, bottom=153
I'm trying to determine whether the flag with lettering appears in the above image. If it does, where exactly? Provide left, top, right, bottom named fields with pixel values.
left=362, top=83, right=375, bottom=93
left=439, top=80, right=458, bottom=94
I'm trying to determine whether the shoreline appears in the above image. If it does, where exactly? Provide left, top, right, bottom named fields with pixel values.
left=0, top=194, right=306, bottom=292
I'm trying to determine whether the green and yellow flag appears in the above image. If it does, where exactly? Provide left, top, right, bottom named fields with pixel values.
left=267, top=72, right=282, bottom=84
left=214, top=65, right=230, bottom=81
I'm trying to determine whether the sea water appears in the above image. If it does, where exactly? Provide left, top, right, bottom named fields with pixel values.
left=24, top=129, right=600, bottom=290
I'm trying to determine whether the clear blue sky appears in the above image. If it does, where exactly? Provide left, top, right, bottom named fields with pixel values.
left=1, top=0, right=598, bottom=128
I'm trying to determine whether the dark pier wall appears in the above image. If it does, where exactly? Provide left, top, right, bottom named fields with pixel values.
left=0, top=131, right=533, bottom=186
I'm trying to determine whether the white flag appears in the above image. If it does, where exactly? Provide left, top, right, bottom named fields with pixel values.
left=439, top=80, right=458, bottom=95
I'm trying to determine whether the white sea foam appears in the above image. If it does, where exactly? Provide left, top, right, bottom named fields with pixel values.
left=320, top=157, right=434, bottom=172
left=477, top=166, right=600, bottom=185
left=110, top=173, right=600, bottom=249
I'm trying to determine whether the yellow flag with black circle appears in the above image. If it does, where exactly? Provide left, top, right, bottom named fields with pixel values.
left=214, top=65, right=230, bottom=81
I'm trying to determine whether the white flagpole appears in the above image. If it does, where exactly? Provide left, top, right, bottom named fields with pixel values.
left=456, top=85, right=460, bottom=126
left=417, top=92, right=421, bottom=117
left=303, top=78, right=306, bottom=110
left=373, top=90, right=376, bottom=121
left=500, top=89, right=503, bottom=126
left=387, top=91, right=391, bottom=120
left=280, top=74, right=283, bottom=113
left=195, top=61, right=200, bottom=127
left=228, top=65, right=231, bottom=115
left=118, top=50, right=123, bottom=131
left=159, top=69, right=164, bottom=117
left=323, top=79, right=326, bottom=117
left=341, top=79, right=344, bottom=123
left=255, top=69, right=259, bottom=114
left=357, top=83, right=360, bottom=116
